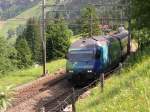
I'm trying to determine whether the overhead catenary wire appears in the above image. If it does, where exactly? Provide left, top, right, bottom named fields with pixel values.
left=4, top=17, right=129, bottom=21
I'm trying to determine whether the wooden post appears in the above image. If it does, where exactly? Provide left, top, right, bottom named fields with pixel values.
left=119, top=63, right=123, bottom=74
left=100, top=73, right=104, bottom=92
left=127, top=0, right=132, bottom=55
left=72, top=88, right=76, bottom=112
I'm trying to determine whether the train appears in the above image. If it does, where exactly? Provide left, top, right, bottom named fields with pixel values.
left=66, top=27, right=129, bottom=86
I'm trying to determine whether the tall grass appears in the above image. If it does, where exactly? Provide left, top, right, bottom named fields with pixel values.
left=76, top=47, right=150, bottom=112
left=0, top=86, right=14, bottom=112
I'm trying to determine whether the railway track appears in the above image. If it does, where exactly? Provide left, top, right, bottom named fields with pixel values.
left=43, top=62, right=126, bottom=112
left=6, top=69, right=72, bottom=112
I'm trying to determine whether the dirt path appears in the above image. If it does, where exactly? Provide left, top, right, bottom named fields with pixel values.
left=131, top=40, right=138, bottom=53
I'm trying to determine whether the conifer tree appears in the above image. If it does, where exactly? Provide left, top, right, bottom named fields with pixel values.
left=15, top=36, right=33, bottom=68
left=23, top=18, right=42, bottom=63
left=46, top=20, right=72, bottom=60
left=80, top=5, right=100, bottom=37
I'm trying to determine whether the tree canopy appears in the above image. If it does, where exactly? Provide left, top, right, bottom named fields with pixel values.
left=132, top=0, right=150, bottom=29
left=80, top=5, right=101, bottom=37
left=132, top=0, right=150, bottom=47
left=15, top=36, right=33, bottom=68
left=22, top=18, right=42, bottom=63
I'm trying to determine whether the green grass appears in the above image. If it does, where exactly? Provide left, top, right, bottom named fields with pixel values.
left=76, top=47, right=150, bottom=112
left=0, top=59, right=66, bottom=87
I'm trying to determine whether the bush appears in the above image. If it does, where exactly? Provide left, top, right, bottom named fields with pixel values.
left=0, top=37, right=16, bottom=75
left=132, top=28, right=150, bottom=48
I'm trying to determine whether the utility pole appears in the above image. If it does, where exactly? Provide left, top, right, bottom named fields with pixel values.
left=120, top=10, right=123, bottom=25
left=90, top=12, right=93, bottom=37
left=41, top=0, right=46, bottom=75
left=127, top=0, right=131, bottom=54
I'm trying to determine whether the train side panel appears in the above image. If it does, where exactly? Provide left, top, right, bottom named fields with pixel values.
left=108, top=37, right=122, bottom=67
left=114, top=31, right=129, bottom=58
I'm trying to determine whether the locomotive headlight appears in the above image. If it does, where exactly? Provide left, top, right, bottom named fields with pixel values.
left=69, top=70, right=74, bottom=73
left=87, top=70, right=92, bottom=73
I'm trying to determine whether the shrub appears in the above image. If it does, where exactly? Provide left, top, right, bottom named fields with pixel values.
left=0, top=36, right=16, bottom=75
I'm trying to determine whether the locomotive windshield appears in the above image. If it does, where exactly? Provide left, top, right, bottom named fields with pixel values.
left=68, top=50, right=94, bottom=61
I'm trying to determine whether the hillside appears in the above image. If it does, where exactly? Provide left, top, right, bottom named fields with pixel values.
left=54, top=0, right=124, bottom=19
left=76, top=47, right=150, bottom=112
left=0, top=0, right=54, bottom=37
left=0, top=4, right=41, bottom=37
left=0, top=0, right=126, bottom=37
left=0, top=0, right=40, bottom=20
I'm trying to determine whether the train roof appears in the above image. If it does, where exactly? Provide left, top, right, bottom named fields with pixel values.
left=69, top=30, right=128, bottom=50
left=92, top=35, right=108, bottom=42
left=69, top=38, right=96, bottom=50
left=111, top=31, right=128, bottom=39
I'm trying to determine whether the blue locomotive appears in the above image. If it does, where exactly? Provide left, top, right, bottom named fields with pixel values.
left=66, top=27, right=129, bottom=85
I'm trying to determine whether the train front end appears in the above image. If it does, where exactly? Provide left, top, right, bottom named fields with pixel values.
left=66, top=38, right=99, bottom=85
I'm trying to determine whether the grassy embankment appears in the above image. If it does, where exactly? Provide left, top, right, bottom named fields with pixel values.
left=76, top=47, right=150, bottom=112
left=0, top=59, right=66, bottom=87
